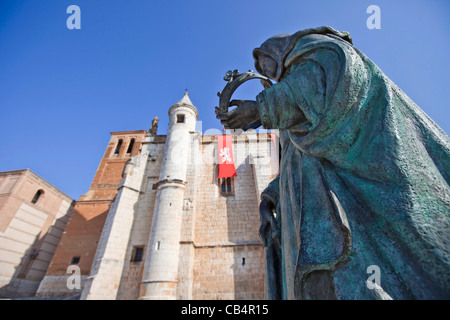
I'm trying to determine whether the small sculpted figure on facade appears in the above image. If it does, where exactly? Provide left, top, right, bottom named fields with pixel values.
left=149, top=116, right=159, bottom=136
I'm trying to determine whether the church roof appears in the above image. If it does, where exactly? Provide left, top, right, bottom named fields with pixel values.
left=177, top=92, right=194, bottom=106
left=169, top=92, right=198, bottom=119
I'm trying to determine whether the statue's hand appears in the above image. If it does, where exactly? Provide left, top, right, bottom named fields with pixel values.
left=216, top=100, right=260, bottom=130
left=259, top=197, right=279, bottom=247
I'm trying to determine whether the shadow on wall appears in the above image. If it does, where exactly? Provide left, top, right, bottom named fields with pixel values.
left=0, top=206, right=74, bottom=299
left=226, top=158, right=265, bottom=300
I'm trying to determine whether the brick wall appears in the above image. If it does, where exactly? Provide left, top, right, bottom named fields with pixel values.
left=37, top=130, right=146, bottom=298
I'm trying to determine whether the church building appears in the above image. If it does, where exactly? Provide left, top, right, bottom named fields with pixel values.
left=34, top=93, right=278, bottom=299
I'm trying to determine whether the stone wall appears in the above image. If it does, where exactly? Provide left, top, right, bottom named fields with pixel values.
left=0, top=170, right=73, bottom=298
left=82, top=151, right=150, bottom=299
left=186, top=133, right=275, bottom=300
left=116, top=139, right=165, bottom=299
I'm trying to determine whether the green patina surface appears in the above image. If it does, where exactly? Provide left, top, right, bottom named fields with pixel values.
left=233, top=27, right=450, bottom=299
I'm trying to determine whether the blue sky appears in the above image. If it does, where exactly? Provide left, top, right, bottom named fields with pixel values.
left=0, top=0, right=449, bottom=199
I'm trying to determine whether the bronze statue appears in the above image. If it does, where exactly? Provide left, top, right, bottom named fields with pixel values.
left=217, top=26, right=450, bottom=300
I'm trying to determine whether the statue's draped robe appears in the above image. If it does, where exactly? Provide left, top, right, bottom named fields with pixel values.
left=257, top=32, right=450, bottom=299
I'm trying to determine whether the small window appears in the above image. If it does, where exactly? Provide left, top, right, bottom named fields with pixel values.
left=131, top=246, right=144, bottom=262
left=219, top=177, right=234, bottom=195
left=71, top=256, right=80, bottom=265
left=177, top=114, right=185, bottom=123
left=126, top=138, right=135, bottom=154
left=31, top=189, right=43, bottom=204
left=29, top=249, right=39, bottom=260
left=114, top=139, right=123, bottom=155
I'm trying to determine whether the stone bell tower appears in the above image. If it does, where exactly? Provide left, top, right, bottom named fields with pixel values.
left=139, top=93, right=198, bottom=299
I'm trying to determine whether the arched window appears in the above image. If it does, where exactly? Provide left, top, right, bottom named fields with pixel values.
left=31, top=189, right=44, bottom=204
left=126, top=138, right=135, bottom=154
left=114, top=139, right=123, bottom=155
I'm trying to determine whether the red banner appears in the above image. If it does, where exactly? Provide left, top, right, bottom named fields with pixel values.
left=217, top=134, right=237, bottom=179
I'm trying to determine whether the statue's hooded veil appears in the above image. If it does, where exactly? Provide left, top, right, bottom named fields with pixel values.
left=253, top=26, right=353, bottom=82
left=253, top=33, right=293, bottom=82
